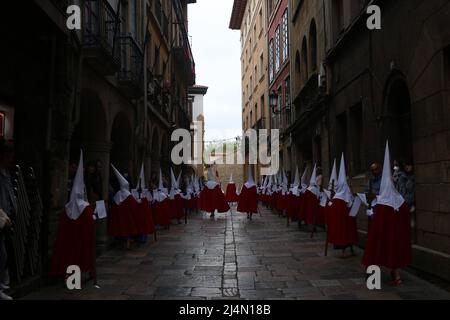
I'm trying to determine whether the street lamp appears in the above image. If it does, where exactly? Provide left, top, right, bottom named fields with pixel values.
left=269, top=91, right=279, bottom=114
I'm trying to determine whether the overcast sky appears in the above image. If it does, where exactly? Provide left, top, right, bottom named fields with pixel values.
left=189, top=0, right=242, bottom=143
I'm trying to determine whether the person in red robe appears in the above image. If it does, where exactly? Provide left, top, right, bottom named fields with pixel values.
left=199, top=167, right=230, bottom=218
left=327, top=154, right=357, bottom=257
left=169, top=168, right=184, bottom=223
left=131, top=164, right=155, bottom=239
left=362, top=141, right=411, bottom=286
left=182, top=175, right=196, bottom=213
left=303, top=165, right=321, bottom=227
left=296, top=167, right=308, bottom=224
left=152, top=169, right=171, bottom=228
left=237, top=167, right=258, bottom=220
left=108, top=165, right=139, bottom=249
left=287, top=167, right=300, bottom=221
left=51, top=151, right=96, bottom=282
left=225, top=174, right=239, bottom=204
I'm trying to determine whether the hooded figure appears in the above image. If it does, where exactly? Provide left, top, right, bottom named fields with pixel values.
left=169, top=168, right=184, bottom=221
left=152, top=169, right=171, bottom=227
left=286, top=167, right=301, bottom=219
left=108, top=164, right=139, bottom=237
left=183, top=175, right=197, bottom=210
left=327, top=154, right=358, bottom=248
left=237, top=166, right=258, bottom=219
left=199, top=167, right=230, bottom=217
left=302, top=164, right=322, bottom=226
left=225, top=173, right=239, bottom=203
left=363, top=141, right=411, bottom=274
left=131, top=164, right=155, bottom=235
left=51, top=150, right=96, bottom=276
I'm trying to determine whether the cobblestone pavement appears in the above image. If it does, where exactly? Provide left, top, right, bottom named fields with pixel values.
left=22, top=205, right=450, bottom=300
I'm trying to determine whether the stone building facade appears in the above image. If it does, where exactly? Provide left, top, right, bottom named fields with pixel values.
left=287, top=0, right=450, bottom=281
left=230, top=0, right=270, bottom=182
left=0, top=0, right=196, bottom=287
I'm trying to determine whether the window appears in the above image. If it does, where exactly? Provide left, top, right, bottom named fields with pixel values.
left=269, top=39, right=274, bottom=83
left=260, top=95, right=265, bottom=125
left=309, top=20, right=317, bottom=73
left=259, top=9, right=263, bottom=34
left=277, top=87, right=282, bottom=129
left=282, top=9, right=289, bottom=62
left=250, top=111, right=253, bottom=127
left=285, top=77, right=291, bottom=126
left=254, top=65, right=258, bottom=84
left=250, top=76, right=253, bottom=92
left=275, top=26, right=281, bottom=73
left=259, top=53, right=264, bottom=78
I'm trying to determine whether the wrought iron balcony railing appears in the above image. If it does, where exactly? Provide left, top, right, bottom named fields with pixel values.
left=82, top=0, right=120, bottom=74
left=118, top=34, right=144, bottom=97
left=154, top=0, right=162, bottom=26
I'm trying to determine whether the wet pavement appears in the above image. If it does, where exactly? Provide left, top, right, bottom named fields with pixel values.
left=22, top=205, right=450, bottom=300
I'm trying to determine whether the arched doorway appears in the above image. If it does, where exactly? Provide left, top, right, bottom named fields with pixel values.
left=383, top=75, right=413, bottom=164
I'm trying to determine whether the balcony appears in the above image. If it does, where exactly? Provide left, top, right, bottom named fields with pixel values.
left=148, top=69, right=170, bottom=122
left=82, top=0, right=120, bottom=75
left=173, top=0, right=196, bottom=85
left=117, top=35, right=144, bottom=98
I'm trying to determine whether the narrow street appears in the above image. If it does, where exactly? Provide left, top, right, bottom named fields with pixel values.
left=23, top=205, right=450, bottom=300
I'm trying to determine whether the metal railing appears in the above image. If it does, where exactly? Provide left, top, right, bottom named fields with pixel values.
left=82, top=0, right=120, bottom=63
left=154, top=0, right=162, bottom=26
left=118, top=34, right=143, bottom=87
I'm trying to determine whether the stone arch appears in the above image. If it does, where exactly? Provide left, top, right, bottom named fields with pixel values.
left=382, top=72, right=413, bottom=164
left=309, top=19, right=317, bottom=73
left=301, top=37, right=308, bottom=83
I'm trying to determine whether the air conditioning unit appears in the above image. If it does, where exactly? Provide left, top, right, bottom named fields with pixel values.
left=318, top=63, right=327, bottom=90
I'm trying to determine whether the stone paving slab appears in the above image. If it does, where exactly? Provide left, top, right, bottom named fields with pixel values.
left=20, top=204, right=450, bottom=300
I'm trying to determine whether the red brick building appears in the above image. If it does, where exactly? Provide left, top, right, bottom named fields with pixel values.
left=267, top=0, right=292, bottom=175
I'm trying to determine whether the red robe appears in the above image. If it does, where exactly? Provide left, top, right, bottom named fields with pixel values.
left=199, top=185, right=230, bottom=213
left=51, top=207, right=95, bottom=276
left=362, top=203, right=412, bottom=269
left=327, top=199, right=358, bottom=246
left=185, top=195, right=197, bottom=209
left=225, top=183, right=239, bottom=203
left=286, top=193, right=300, bottom=218
left=108, top=195, right=139, bottom=237
left=153, top=198, right=171, bottom=226
left=303, top=190, right=320, bottom=225
left=296, top=193, right=307, bottom=221
left=170, top=193, right=185, bottom=219
left=134, top=198, right=155, bottom=235
left=237, top=185, right=258, bottom=213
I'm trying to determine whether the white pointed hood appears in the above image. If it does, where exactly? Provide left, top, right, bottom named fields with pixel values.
left=244, top=166, right=256, bottom=189
left=65, top=150, right=90, bottom=220
left=111, top=164, right=131, bottom=205
left=307, top=164, right=320, bottom=196
left=328, top=159, right=337, bottom=191
left=177, top=171, right=182, bottom=188
left=169, top=168, right=181, bottom=199
left=282, top=169, right=288, bottom=188
left=377, top=141, right=405, bottom=211
left=193, top=174, right=200, bottom=194
left=205, top=167, right=219, bottom=190
left=300, top=167, right=308, bottom=189
left=229, top=173, right=235, bottom=184
left=333, top=154, right=353, bottom=205
left=293, top=167, right=300, bottom=187
left=153, top=168, right=168, bottom=202
left=132, top=163, right=150, bottom=201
